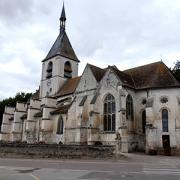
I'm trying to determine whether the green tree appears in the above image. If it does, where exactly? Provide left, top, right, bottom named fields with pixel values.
left=172, top=60, right=180, bottom=83
left=0, top=92, right=32, bottom=130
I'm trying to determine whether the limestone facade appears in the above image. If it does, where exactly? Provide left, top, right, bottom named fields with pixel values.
left=1, top=5, right=180, bottom=154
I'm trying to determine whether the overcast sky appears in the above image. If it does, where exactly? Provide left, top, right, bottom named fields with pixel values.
left=0, top=0, right=180, bottom=99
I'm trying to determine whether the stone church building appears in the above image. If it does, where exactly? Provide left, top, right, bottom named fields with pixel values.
left=1, top=5, right=180, bottom=154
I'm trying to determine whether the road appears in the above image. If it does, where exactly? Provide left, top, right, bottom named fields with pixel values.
left=0, top=154, right=180, bottom=179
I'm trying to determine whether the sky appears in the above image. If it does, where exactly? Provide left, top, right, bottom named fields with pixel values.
left=0, top=0, right=180, bottom=99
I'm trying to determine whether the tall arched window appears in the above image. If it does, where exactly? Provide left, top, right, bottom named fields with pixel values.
left=57, top=116, right=64, bottom=134
left=103, top=94, right=116, bottom=132
left=162, top=109, right=168, bottom=132
left=126, top=94, right=134, bottom=121
left=46, top=61, right=53, bottom=78
left=142, top=110, right=146, bottom=134
left=64, top=61, right=72, bottom=78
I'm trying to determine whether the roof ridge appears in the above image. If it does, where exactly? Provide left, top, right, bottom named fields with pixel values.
left=87, top=63, right=105, bottom=70
left=124, top=61, right=162, bottom=72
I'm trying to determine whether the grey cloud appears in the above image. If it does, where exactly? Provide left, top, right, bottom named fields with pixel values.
left=0, top=0, right=179, bottom=99
left=70, top=0, right=180, bottom=67
left=0, top=0, right=33, bottom=24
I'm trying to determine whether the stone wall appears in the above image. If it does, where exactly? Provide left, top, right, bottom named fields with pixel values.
left=0, top=143, right=115, bottom=159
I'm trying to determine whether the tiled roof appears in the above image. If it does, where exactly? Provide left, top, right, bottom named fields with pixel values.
left=50, top=104, right=71, bottom=115
left=9, top=117, right=14, bottom=121
left=56, top=76, right=81, bottom=97
left=109, top=66, right=135, bottom=88
left=124, top=61, right=180, bottom=89
left=88, top=64, right=106, bottom=82
left=43, top=31, right=79, bottom=62
left=34, top=111, right=43, bottom=118
left=55, top=61, right=179, bottom=98
left=21, top=114, right=27, bottom=119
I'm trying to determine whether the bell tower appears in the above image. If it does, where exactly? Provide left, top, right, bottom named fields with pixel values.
left=40, top=4, right=80, bottom=99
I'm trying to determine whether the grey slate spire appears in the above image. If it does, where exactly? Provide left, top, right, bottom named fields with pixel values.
left=60, top=3, right=66, bottom=21
left=60, top=3, right=66, bottom=33
left=43, top=3, right=79, bottom=62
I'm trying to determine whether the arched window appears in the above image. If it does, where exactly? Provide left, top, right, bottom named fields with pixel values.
left=103, top=94, right=116, bottom=132
left=64, top=61, right=72, bottom=78
left=142, top=110, right=146, bottom=134
left=46, top=61, right=53, bottom=78
left=57, top=116, right=64, bottom=134
left=126, top=94, right=134, bottom=121
left=162, top=109, right=168, bottom=132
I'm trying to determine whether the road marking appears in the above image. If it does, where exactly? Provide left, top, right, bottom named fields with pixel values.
left=60, top=169, right=113, bottom=173
left=143, top=171, right=180, bottom=175
left=143, top=168, right=180, bottom=172
left=30, top=174, right=40, bottom=180
left=143, top=168, right=180, bottom=175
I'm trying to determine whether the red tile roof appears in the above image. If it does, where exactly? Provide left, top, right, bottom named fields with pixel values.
left=124, top=61, right=180, bottom=89
left=56, top=76, right=81, bottom=97
left=50, top=104, right=71, bottom=115
left=88, top=64, right=106, bottom=82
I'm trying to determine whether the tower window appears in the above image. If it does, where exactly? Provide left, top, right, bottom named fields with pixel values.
left=46, top=61, right=53, bottom=79
left=64, top=61, right=72, bottom=78
left=126, top=94, right=134, bottom=121
left=103, top=94, right=116, bottom=132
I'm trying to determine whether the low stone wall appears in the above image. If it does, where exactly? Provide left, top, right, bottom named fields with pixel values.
left=147, top=147, right=180, bottom=156
left=0, top=143, right=115, bottom=159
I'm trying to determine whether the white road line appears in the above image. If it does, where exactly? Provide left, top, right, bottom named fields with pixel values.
left=143, top=168, right=180, bottom=171
left=60, top=169, right=113, bottom=173
left=143, top=168, right=180, bottom=175
left=143, top=171, right=180, bottom=175
left=30, top=174, right=40, bottom=180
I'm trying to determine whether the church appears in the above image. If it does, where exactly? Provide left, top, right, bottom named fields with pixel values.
left=1, top=5, right=180, bottom=154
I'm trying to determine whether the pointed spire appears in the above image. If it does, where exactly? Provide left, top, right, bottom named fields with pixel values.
left=60, top=2, right=66, bottom=21
left=60, top=2, right=66, bottom=33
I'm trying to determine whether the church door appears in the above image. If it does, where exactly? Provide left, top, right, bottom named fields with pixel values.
left=162, top=135, right=171, bottom=156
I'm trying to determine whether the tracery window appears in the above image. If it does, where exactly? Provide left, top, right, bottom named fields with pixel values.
left=46, top=61, right=53, bottom=79
left=142, top=110, right=146, bottom=134
left=64, top=61, right=72, bottom=78
left=126, top=94, right=134, bottom=121
left=162, top=109, right=168, bottom=132
left=57, top=116, right=64, bottom=134
left=103, top=94, right=116, bottom=132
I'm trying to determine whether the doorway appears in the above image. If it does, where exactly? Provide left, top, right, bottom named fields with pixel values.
left=162, top=135, right=171, bottom=156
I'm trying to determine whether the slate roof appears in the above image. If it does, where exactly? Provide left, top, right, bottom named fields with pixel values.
left=56, top=76, right=81, bottom=97
left=43, top=31, right=79, bottom=62
left=60, top=3, right=66, bottom=21
left=124, top=61, right=180, bottom=89
left=88, top=64, right=106, bottom=82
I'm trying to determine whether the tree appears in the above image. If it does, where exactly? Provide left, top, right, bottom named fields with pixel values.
left=0, top=92, right=32, bottom=130
left=172, top=60, right=180, bottom=83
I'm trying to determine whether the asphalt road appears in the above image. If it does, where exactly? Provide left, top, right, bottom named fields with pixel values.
left=0, top=154, right=180, bottom=180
